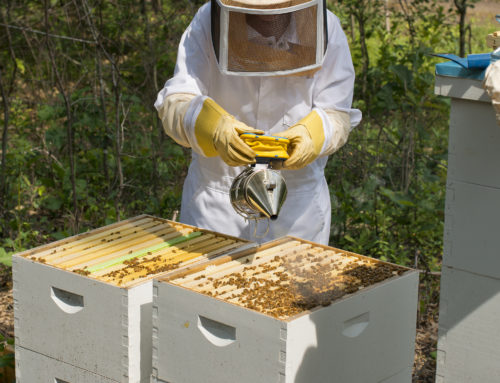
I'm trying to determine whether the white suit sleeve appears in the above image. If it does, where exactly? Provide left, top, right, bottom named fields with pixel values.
left=319, top=108, right=351, bottom=156
left=483, top=58, right=500, bottom=125
left=312, top=12, right=361, bottom=157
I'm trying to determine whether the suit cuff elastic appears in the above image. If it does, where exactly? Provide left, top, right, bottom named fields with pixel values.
left=316, top=108, right=351, bottom=157
left=184, top=95, right=215, bottom=156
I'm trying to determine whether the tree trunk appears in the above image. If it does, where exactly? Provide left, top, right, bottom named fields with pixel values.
left=398, top=0, right=416, bottom=46
left=0, top=4, right=19, bottom=215
left=44, top=0, right=79, bottom=231
left=0, top=69, right=8, bottom=214
left=385, top=0, right=391, bottom=33
left=112, top=61, right=123, bottom=222
left=355, top=10, right=370, bottom=103
left=454, top=0, right=467, bottom=57
left=459, top=7, right=466, bottom=57
left=96, top=49, right=110, bottom=186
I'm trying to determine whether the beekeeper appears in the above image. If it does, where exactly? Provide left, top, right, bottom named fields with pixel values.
left=155, top=0, right=361, bottom=245
left=483, top=47, right=500, bottom=126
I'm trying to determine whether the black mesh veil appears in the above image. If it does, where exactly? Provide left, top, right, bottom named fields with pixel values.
left=211, top=0, right=221, bottom=62
left=210, top=0, right=328, bottom=76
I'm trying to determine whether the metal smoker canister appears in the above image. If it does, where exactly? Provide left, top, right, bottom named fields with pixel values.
left=230, top=134, right=289, bottom=222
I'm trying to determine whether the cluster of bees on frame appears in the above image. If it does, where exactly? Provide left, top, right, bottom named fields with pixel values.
left=102, top=256, right=183, bottom=285
left=191, top=249, right=405, bottom=319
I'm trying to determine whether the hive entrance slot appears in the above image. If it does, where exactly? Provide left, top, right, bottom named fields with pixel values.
left=197, top=315, right=236, bottom=347
left=50, top=287, right=84, bottom=314
left=55, top=378, right=70, bottom=383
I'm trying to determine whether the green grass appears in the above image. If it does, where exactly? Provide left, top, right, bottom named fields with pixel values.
left=470, top=17, right=499, bottom=53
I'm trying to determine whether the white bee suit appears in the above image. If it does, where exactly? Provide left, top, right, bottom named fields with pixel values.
left=155, top=3, right=361, bottom=244
left=483, top=48, right=500, bottom=126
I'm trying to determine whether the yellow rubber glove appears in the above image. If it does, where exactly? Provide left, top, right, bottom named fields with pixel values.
left=194, top=98, right=264, bottom=166
left=277, top=110, right=325, bottom=170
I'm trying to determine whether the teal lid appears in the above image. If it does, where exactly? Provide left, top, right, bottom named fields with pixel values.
left=435, top=61, right=485, bottom=80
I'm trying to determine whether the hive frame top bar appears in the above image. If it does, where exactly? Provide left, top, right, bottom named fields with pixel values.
left=158, top=236, right=417, bottom=321
left=160, top=236, right=414, bottom=283
left=17, top=214, right=250, bottom=258
left=160, top=236, right=292, bottom=282
left=14, top=214, right=253, bottom=288
left=14, top=214, right=151, bottom=259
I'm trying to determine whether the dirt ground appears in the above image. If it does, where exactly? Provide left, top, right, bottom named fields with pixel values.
left=469, top=0, right=500, bottom=22
left=412, top=275, right=440, bottom=382
left=0, top=265, right=13, bottom=339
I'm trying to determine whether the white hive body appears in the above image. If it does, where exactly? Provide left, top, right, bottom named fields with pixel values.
left=12, top=215, right=252, bottom=383
left=437, top=267, right=500, bottom=382
left=152, top=237, right=419, bottom=383
left=434, top=74, right=500, bottom=382
left=16, top=347, right=118, bottom=383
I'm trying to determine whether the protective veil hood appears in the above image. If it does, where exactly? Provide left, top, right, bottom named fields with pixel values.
left=211, top=0, right=328, bottom=76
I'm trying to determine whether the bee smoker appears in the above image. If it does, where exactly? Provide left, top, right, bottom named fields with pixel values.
left=229, top=134, right=289, bottom=226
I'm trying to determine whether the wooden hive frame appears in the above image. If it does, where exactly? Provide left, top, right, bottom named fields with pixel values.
left=16, top=214, right=252, bottom=287
left=487, top=31, right=500, bottom=49
left=161, top=236, right=413, bottom=320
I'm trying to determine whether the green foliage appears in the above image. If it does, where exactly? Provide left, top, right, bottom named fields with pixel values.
left=0, top=0, right=494, bottom=272
left=0, top=248, right=12, bottom=267
left=324, top=0, right=459, bottom=270
left=0, top=0, right=195, bottom=254
left=0, top=334, right=14, bottom=373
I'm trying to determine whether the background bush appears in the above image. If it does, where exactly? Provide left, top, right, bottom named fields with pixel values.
left=0, top=0, right=497, bottom=273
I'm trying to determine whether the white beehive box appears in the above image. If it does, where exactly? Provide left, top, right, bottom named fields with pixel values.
left=16, top=346, right=119, bottom=383
left=436, top=266, right=500, bottom=382
left=152, top=237, right=419, bottom=383
left=443, top=179, right=500, bottom=278
left=12, top=215, right=252, bottom=383
left=435, top=73, right=500, bottom=382
left=435, top=74, right=500, bottom=189
left=437, top=75, right=500, bottom=277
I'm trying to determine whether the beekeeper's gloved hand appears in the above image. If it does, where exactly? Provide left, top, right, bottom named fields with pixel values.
left=213, top=114, right=265, bottom=166
left=157, top=94, right=263, bottom=166
left=194, top=98, right=264, bottom=166
left=276, top=109, right=351, bottom=170
left=483, top=48, right=500, bottom=126
left=277, top=111, right=324, bottom=169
